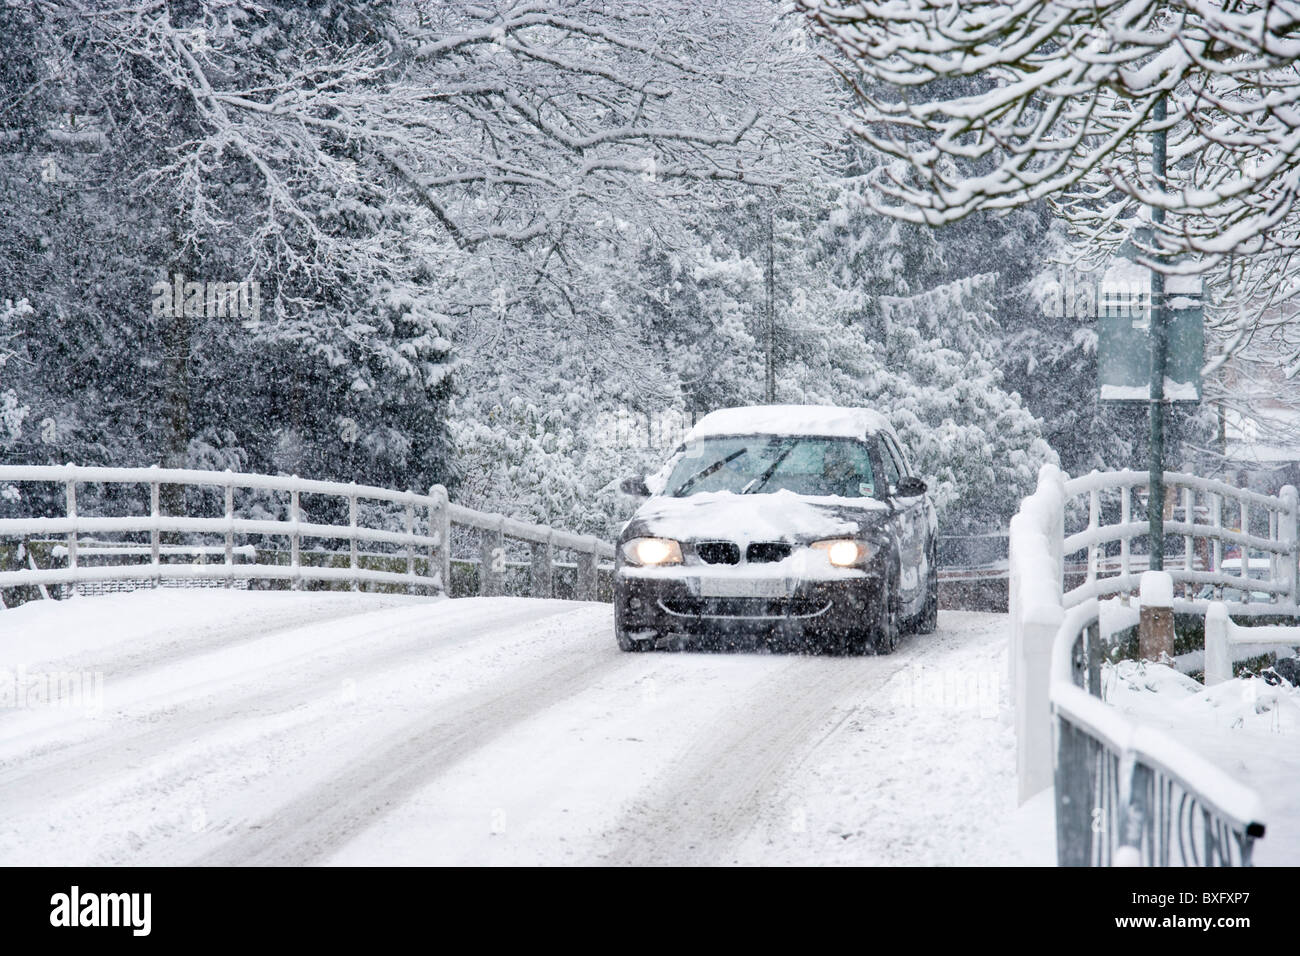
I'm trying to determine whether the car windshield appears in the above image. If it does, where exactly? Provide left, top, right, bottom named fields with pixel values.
left=664, top=435, right=876, bottom=498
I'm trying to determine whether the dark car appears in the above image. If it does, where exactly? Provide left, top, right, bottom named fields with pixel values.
left=614, top=405, right=938, bottom=654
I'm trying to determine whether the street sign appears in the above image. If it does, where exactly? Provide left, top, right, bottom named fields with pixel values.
left=1097, top=259, right=1203, bottom=402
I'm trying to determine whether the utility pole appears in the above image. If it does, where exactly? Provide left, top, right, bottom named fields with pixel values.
left=764, top=201, right=776, bottom=403
left=1148, top=94, right=1168, bottom=570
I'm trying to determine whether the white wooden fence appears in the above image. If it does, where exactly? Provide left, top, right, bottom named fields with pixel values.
left=1204, top=602, right=1300, bottom=685
left=0, top=464, right=614, bottom=605
left=1008, top=464, right=1298, bottom=863
left=1062, top=468, right=1298, bottom=608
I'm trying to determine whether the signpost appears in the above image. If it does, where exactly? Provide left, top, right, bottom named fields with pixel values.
left=1096, top=99, right=1205, bottom=571
left=1097, top=266, right=1203, bottom=404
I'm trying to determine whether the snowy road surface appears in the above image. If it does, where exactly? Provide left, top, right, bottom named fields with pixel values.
left=0, top=591, right=1052, bottom=865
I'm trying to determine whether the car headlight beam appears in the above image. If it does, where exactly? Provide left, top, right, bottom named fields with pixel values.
left=623, top=537, right=683, bottom=566
left=810, top=538, right=871, bottom=567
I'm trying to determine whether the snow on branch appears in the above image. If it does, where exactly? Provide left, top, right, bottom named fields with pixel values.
left=801, top=0, right=1300, bottom=260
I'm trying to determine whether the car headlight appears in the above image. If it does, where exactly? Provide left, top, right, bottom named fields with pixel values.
left=810, top=538, right=873, bottom=567
left=622, top=537, right=683, bottom=566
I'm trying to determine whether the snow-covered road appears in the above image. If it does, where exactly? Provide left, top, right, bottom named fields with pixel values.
left=0, top=591, right=1051, bottom=866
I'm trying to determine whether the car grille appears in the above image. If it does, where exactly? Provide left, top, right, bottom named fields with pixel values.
left=746, top=542, right=792, bottom=563
left=695, top=541, right=740, bottom=565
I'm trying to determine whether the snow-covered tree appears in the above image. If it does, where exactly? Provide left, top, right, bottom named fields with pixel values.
left=0, top=299, right=31, bottom=452
left=801, top=0, right=1300, bottom=262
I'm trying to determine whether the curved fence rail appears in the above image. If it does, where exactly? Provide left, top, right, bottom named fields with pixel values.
left=0, top=464, right=615, bottom=606
left=1062, top=469, right=1298, bottom=609
left=1052, top=602, right=1265, bottom=867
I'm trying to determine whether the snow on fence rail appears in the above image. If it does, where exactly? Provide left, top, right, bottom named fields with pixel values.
left=1009, top=464, right=1288, bottom=864
left=0, top=464, right=615, bottom=605
left=1204, top=602, right=1300, bottom=686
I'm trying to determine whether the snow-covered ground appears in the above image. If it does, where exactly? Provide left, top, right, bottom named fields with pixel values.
left=1104, top=660, right=1300, bottom=866
left=0, top=591, right=1049, bottom=865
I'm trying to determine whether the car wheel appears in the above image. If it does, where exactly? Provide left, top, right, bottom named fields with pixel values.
left=820, top=626, right=867, bottom=657
left=871, top=573, right=901, bottom=655
left=614, top=593, right=657, bottom=652
left=616, top=625, right=657, bottom=652
left=914, top=552, right=939, bottom=635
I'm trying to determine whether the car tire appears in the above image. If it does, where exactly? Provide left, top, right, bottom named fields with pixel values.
left=616, top=625, right=657, bottom=652
left=822, top=626, right=869, bottom=657
left=614, top=592, right=657, bottom=651
left=871, top=573, right=901, bottom=655
left=914, top=549, right=939, bottom=635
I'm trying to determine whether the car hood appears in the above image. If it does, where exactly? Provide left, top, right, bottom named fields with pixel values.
left=622, top=488, right=890, bottom=546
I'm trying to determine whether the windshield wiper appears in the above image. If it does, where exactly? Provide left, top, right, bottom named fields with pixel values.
left=674, top=448, right=747, bottom=496
left=743, top=444, right=796, bottom=494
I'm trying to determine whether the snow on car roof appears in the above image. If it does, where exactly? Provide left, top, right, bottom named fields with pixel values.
left=686, top=405, right=892, bottom=442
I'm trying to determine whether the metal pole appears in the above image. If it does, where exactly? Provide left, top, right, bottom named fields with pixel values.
left=1148, top=94, right=1168, bottom=571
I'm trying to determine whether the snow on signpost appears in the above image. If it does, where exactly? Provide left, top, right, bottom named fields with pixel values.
left=1097, top=244, right=1203, bottom=403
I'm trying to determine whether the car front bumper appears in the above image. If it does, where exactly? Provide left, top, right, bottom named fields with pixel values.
left=614, top=567, right=883, bottom=644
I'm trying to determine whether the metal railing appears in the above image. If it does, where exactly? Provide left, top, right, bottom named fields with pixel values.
left=0, top=464, right=614, bottom=605
left=1052, top=602, right=1265, bottom=866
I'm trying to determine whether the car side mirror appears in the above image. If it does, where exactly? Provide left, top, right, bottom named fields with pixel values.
left=894, top=476, right=927, bottom=497
left=620, top=474, right=651, bottom=497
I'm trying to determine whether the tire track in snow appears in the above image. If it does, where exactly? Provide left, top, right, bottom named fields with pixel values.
left=192, top=636, right=631, bottom=866
left=594, top=635, right=950, bottom=866
left=0, top=601, right=580, bottom=815
left=0, top=594, right=415, bottom=690
left=47, top=598, right=411, bottom=686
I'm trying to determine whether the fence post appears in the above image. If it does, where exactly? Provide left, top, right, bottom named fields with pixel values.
left=479, top=519, right=504, bottom=597
left=224, top=471, right=234, bottom=588
left=149, top=466, right=161, bottom=588
left=1139, top=570, right=1175, bottom=661
left=290, top=480, right=301, bottom=591
left=1204, top=601, right=1233, bottom=685
left=1240, top=500, right=1250, bottom=585
left=65, top=464, right=78, bottom=598
left=1084, top=619, right=1103, bottom=698
left=1270, top=509, right=1279, bottom=590
left=577, top=536, right=598, bottom=602
left=1120, top=485, right=1131, bottom=597
left=1211, top=492, right=1222, bottom=589
left=531, top=530, right=554, bottom=598
left=1018, top=602, right=1063, bottom=803
left=429, top=485, right=450, bottom=597
left=1087, top=485, right=1099, bottom=587
left=405, top=493, right=416, bottom=595
left=1182, top=484, right=1194, bottom=597
left=348, top=484, right=359, bottom=592
left=1281, top=485, right=1298, bottom=607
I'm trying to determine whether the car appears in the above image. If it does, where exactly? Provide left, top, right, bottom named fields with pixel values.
left=613, top=404, right=938, bottom=654
left=1194, top=555, right=1276, bottom=604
